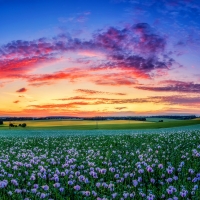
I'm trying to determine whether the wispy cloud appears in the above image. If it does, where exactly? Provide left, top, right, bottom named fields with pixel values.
left=29, top=102, right=90, bottom=109
left=115, top=106, right=127, bottom=110
left=58, top=11, right=91, bottom=23
left=76, top=89, right=126, bottom=95
left=136, top=80, right=200, bottom=93
left=53, top=94, right=200, bottom=106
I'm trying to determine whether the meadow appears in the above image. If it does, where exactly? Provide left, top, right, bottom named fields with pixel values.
left=0, top=118, right=200, bottom=130
left=0, top=129, right=200, bottom=199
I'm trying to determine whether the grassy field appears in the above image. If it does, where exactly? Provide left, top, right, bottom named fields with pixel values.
left=146, top=117, right=181, bottom=122
left=0, top=118, right=200, bottom=130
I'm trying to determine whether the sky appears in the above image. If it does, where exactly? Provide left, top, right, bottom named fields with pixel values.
left=0, top=0, right=200, bottom=117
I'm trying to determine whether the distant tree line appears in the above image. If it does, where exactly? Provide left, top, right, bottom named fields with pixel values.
left=83, top=116, right=147, bottom=121
left=9, top=123, right=26, bottom=128
left=146, top=115, right=196, bottom=120
left=1, top=115, right=196, bottom=122
left=1, top=117, right=34, bottom=121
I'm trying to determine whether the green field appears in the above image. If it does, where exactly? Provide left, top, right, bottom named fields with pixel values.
left=0, top=118, right=200, bottom=130
left=146, top=117, right=181, bottom=122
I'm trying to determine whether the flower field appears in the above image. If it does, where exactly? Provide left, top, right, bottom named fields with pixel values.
left=0, top=130, right=200, bottom=199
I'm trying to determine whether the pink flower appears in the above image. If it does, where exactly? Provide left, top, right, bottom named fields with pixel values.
left=74, top=185, right=81, bottom=190
left=146, top=166, right=154, bottom=172
left=114, top=174, right=119, bottom=179
left=53, top=183, right=60, bottom=188
left=112, top=193, right=118, bottom=198
left=133, top=180, right=138, bottom=187
left=42, top=185, right=49, bottom=191
left=85, top=191, right=90, bottom=196
left=158, top=164, right=163, bottom=169
left=11, top=179, right=18, bottom=186
left=96, top=182, right=101, bottom=188
left=31, top=189, right=37, bottom=193
left=40, top=193, right=46, bottom=199
left=150, top=178, right=155, bottom=184
left=0, top=180, right=8, bottom=188
left=100, top=169, right=107, bottom=174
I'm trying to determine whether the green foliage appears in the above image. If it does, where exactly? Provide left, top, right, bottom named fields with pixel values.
left=0, top=130, right=199, bottom=199
left=21, top=123, right=26, bottom=128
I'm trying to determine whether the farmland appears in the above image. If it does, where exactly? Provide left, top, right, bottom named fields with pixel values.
left=0, top=118, right=200, bottom=130
left=0, top=119, right=200, bottom=199
left=0, top=129, right=200, bottom=199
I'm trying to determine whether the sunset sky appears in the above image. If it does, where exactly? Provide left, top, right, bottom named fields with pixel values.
left=1, top=0, right=200, bottom=117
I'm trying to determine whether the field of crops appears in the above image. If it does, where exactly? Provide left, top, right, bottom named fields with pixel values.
left=0, top=120, right=151, bottom=130
left=0, top=129, right=200, bottom=199
left=1, top=118, right=200, bottom=130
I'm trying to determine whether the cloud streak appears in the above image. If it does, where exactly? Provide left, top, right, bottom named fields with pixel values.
left=136, top=80, right=200, bottom=93
left=53, top=94, right=200, bottom=106
left=75, top=89, right=126, bottom=95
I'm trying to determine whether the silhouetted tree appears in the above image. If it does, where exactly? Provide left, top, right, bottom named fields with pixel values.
left=0, top=120, right=3, bottom=125
left=21, top=123, right=27, bottom=127
left=9, top=123, right=14, bottom=127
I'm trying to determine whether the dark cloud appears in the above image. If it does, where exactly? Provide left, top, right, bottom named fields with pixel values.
left=153, top=95, right=200, bottom=105
left=13, top=100, right=20, bottom=103
left=16, top=88, right=27, bottom=93
left=136, top=80, right=200, bottom=93
left=115, top=106, right=127, bottom=110
left=92, top=23, right=172, bottom=75
left=94, top=23, right=166, bottom=54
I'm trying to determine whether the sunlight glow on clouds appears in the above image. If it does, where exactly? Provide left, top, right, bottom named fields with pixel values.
left=0, top=0, right=200, bottom=116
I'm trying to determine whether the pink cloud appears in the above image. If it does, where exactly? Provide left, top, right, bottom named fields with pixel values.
left=0, top=56, right=56, bottom=79
left=78, top=50, right=104, bottom=57
left=0, top=22, right=174, bottom=85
